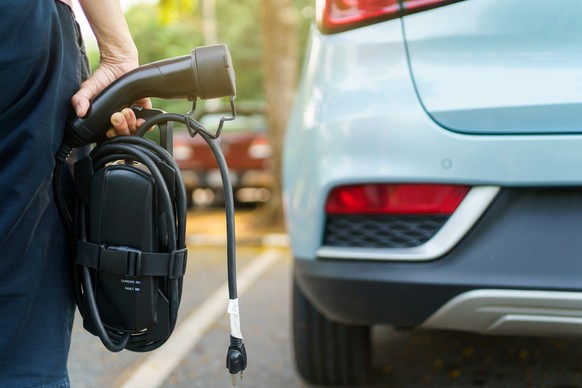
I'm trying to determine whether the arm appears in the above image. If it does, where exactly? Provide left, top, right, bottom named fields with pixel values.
left=72, top=0, right=150, bottom=136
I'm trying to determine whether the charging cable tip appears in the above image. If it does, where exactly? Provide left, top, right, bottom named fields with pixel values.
left=226, top=335, right=247, bottom=386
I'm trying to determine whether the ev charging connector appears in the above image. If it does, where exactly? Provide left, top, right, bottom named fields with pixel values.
left=61, top=44, right=235, bottom=151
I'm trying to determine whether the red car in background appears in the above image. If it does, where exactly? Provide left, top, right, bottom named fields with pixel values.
left=173, top=102, right=273, bottom=207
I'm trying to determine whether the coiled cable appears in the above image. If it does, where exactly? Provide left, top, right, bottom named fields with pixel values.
left=54, top=112, right=244, bottom=359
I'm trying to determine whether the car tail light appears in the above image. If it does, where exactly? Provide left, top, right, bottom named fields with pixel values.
left=248, top=136, right=272, bottom=159
left=325, top=183, right=470, bottom=215
left=318, top=0, right=464, bottom=33
left=173, top=144, right=194, bottom=161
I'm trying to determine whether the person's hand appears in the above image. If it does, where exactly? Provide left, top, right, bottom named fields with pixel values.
left=71, top=60, right=152, bottom=138
left=74, top=0, right=151, bottom=138
left=107, top=106, right=150, bottom=138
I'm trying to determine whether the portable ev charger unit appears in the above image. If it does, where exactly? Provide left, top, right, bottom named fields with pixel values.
left=54, top=45, right=247, bottom=382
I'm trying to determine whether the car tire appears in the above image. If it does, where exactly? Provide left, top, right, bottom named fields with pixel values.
left=292, top=276, right=371, bottom=386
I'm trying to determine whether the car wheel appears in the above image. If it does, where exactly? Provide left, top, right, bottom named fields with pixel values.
left=292, top=276, right=371, bottom=386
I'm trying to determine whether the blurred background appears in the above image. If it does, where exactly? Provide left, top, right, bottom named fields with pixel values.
left=72, top=0, right=314, bottom=224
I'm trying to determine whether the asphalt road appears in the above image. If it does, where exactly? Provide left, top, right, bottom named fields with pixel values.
left=68, top=209, right=582, bottom=387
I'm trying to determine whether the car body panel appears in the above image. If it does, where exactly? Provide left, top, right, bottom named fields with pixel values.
left=283, top=0, right=582, bottom=339
left=284, top=21, right=582, bottom=261
left=403, top=0, right=582, bottom=135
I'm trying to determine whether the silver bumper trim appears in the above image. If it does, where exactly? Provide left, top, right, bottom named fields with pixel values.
left=422, top=289, right=582, bottom=336
left=316, top=186, right=499, bottom=262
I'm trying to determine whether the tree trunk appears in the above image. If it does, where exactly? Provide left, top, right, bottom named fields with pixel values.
left=260, top=0, right=298, bottom=228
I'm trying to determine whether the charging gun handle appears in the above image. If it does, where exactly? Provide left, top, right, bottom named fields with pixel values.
left=64, top=44, right=236, bottom=149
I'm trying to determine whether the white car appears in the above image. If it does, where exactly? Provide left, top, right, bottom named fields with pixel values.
left=283, top=0, right=582, bottom=385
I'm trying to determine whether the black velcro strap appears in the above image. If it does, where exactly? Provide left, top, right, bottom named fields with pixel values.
left=168, top=249, right=187, bottom=279
left=74, top=241, right=187, bottom=278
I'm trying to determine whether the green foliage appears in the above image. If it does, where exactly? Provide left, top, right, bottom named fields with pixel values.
left=125, top=3, right=204, bottom=63
left=85, top=0, right=314, bottom=113
left=158, top=0, right=197, bottom=24
left=214, top=0, right=263, bottom=102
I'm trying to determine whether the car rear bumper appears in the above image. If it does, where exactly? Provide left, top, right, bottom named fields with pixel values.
left=180, top=169, right=272, bottom=190
left=238, top=169, right=274, bottom=189
left=295, top=187, right=582, bottom=334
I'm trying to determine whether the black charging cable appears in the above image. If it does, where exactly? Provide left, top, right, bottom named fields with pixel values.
left=135, top=113, right=247, bottom=382
left=54, top=111, right=247, bottom=378
left=55, top=130, right=188, bottom=352
left=83, top=135, right=186, bottom=352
